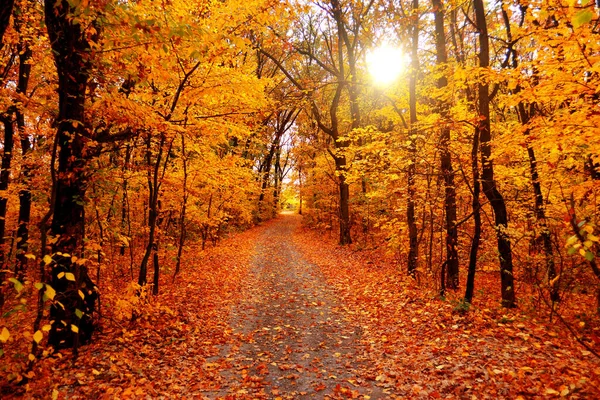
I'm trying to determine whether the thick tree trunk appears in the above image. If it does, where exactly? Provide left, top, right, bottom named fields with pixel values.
left=45, top=0, right=99, bottom=349
left=474, top=0, right=516, bottom=308
left=433, top=0, right=459, bottom=289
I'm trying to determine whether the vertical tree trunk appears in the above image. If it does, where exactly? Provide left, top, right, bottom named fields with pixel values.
left=336, top=156, right=352, bottom=245
left=138, top=133, right=165, bottom=288
left=501, top=4, right=558, bottom=302
left=0, top=0, right=15, bottom=49
left=406, top=0, right=419, bottom=277
left=273, top=145, right=281, bottom=214
left=120, top=144, right=132, bottom=256
left=0, top=116, right=14, bottom=310
left=298, top=166, right=303, bottom=215
left=174, top=133, right=188, bottom=280
left=464, top=126, right=482, bottom=304
left=45, top=0, right=99, bottom=349
left=432, top=0, right=459, bottom=289
left=14, top=3, right=33, bottom=279
left=474, top=0, right=516, bottom=308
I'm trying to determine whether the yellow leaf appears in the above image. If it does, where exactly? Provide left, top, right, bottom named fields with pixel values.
left=65, top=273, right=76, bottom=281
left=43, top=255, right=53, bottom=265
left=0, top=327, right=9, bottom=342
left=57, top=272, right=65, bottom=279
left=78, top=290, right=85, bottom=300
left=92, top=369, right=100, bottom=376
left=33, top=330, right=43, bottom=343
left=25, top=254, right=36, bottom=260
left=45, top=285, right=56, bottom=300
left=52, top=389, right=59, bottom=400
left=42, top=324, right=52, bottom=332
left=28, top=353, right=35, bottom=361
left=71, top=325, right=79, bottom=333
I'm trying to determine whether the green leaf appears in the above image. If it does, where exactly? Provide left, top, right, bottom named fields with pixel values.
left=585, top=251, right=595, bottom=262
left=568, top=247, right=577, bottom=255
left=34, top=282, right=44, bottom=290
left=573, top=10, right=594, bottom=29
left=75, top=309, right=83, bottom=319
left=8, top=278, right=23, bottom=293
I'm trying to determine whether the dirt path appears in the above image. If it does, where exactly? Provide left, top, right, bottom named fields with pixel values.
left=206, top=213, right=379, bottom=399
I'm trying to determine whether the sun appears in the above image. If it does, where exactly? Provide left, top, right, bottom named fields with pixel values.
left=366, top=45, right=408, bottom=86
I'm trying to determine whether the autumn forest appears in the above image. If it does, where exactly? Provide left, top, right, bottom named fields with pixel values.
left=0, top=0, right=599, bottom=398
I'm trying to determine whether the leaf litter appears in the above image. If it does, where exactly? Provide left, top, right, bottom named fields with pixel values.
left=4, top=213, right=600, bottom=399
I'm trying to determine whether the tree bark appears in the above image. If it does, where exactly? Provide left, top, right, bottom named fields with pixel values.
left=502, top=4, right=558, bottom=302
left=15, top=3, right=33, bottom=279
left=45, top=0, right=99, bottom=349
left=406, top=0, right=419, bottom=277
left=174, top=133, right=188, bottom=281
left=0, top=115, right=14, bottom=310
left=474, top=0, right=516, bottom=308
left=0, top=0, right=15, bottom=49
left=464, top=126, right=482, bottom=304
left=432, top=0, right=459, bottom=289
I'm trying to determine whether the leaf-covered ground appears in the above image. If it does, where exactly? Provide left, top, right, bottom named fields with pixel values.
left=3, top=212, right=600, bottom=398
left=293, top=219, right=600, bottom=398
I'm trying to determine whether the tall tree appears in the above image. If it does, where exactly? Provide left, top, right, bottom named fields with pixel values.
left=473, top=0, right=515, bottom=308
left=432, top=0, right=459, bottom=290
left=406, top=0, right=419, bottom=277
left=44, top=0, right=99, bottom=348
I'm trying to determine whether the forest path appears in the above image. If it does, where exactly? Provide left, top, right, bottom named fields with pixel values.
left=207, top=213, right=379, bottom=399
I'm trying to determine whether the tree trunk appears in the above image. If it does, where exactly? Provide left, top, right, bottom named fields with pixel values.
left=432, top=0, right=459, bottom=289
left=45, top=0, right=99, bottom=349
left=14, top=6, right=33, bottom=280
left=501, top=4, right=558, bottom=302
left=0, top=0, right=15, bottom=49
left=474, top=0, right=516, bottom=308
left=406, top=0, right=419, bottom=277
left=464, top=126, right=482, bottom=304
left=0, top=115, right=14, bottom=310
left=336, top=155, right=352, bottom=245
left=138, top=133, right=165, bottom=288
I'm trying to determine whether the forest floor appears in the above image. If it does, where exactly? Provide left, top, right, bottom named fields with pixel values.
left=3, top=212, right=600, bottom=398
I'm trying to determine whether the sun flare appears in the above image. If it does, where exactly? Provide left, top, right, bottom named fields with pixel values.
left=366, top=45, right=408, bottom=86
